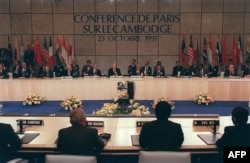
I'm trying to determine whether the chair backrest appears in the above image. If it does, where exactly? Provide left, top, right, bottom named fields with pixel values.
left=138, top=151, right=191, bottom=163
left=45, top=154, right=97, bottom=163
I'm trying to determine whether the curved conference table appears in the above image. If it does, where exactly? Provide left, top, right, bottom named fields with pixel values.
left=1, top=76, right=250, bottom=101
left=1, top=76, right=249, bottom=159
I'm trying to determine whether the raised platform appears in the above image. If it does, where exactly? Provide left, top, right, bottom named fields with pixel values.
left=0, top=100, right=248, bottom=116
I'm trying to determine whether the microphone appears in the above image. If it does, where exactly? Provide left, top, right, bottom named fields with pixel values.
left=16, top=119, right=25, bottom=134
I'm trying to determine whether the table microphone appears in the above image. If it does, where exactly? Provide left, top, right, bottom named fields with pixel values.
left=212, top=122, right=217, bottom=135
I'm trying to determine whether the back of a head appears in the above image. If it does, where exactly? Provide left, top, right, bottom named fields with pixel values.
left=232, top=107, right=249, bottom=125
left=155, top=101, right=171, bottom=120
left=70, top=108, right=86, bottom=125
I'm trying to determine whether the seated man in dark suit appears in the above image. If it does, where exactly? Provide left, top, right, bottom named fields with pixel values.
left=243, top=61, right=250, bottom=77
left=71, top=59, right=80, bottom=77
left=89, top=63, right=102, bottom=76
left=208, top=59, right=219, bottom=77
left=139, top=101, right=184, bottom=151
left=0, top=63, right=9, bottom=79
left=153, top=64, right=165, bottom=77
left=0, top=123, right=22, bottom=162
left=140, top=60, right=152, bottom=76
left=172, top=60, right=183, bottom=77
left=82, top=60, right=93, bottom=76
left=53, top=61, right=65, bottom=77
left=41, top=65, right=53, bottom=78
left=216, top=107, right=250, bottom=150
left=108, top=63, right=121, bottom=77
left=18, top=62, right=31, bottom=78
left=224, top=63, right=237, bottom=77
left=64, top=65, right=78, bottom=78
left=57, top=108, right=105, bottom=155
left=12, top=60, right=21, bottom=78
left=128, top=58, right=137, bottom=76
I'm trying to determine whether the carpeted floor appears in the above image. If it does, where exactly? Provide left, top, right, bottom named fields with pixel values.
left=0, top=100, right=248, bottom=116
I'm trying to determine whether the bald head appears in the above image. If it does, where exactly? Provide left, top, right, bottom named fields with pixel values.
left=70, top=108, right=87, bottom=125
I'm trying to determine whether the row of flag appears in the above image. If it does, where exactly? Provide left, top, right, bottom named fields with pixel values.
left=180, top=35, right=250, bottom=66
left=8, top=35, right=74, bottom=67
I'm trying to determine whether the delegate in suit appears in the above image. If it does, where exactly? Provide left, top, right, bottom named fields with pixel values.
left=0, top=123, right=22, bottom=162
left=57, top=108, right=105, bottom=155
left=216, top=107, right=250, bottom=150
left=139, top=101, right=184, bottom=151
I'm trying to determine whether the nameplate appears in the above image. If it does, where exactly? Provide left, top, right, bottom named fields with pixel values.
left=87, top=121, right=104, bottom=127
left=61, top=76, right=73, bottom=79
left=193, top=120, right=219, bottom=126
left=16, top=119, right=44, bottom=126
left=181, top=76, right=192, bottom=78
left=229, top=76, right=241, bottom=79
left=136, top=121, right=149, bottom=127
left=109, top=76, right=124, bottom=79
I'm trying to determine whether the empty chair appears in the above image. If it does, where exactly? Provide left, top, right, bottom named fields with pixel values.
left=138, top=151, right=191, bottom=163
left=45, top=154, right=97, bottom=163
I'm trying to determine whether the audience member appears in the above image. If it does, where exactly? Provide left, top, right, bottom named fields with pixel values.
left=224, top=63, right=237, bottom=77
left=82, top=60, right=93, bottom=76
left=71, top=59, right=80, bottom=77
left=140, top=60, right=152, bottom=76
left=57, top=108, right=105, bottom=155
left=216, top=107, right=250, bottom=150
left=172, top=60, right=183, bottom=77
left=53, top=61, right=65, bottom=77
left=135, top=64, right=141, bottom=76
left=139, top=101, right=184, bottom=151
left=12, top=60, right=21, bottom=78
left=208, top=59, right=219, bottom=77
left=243, top=61, right=250, bottom=77
left=194, top=63, right=204, bottom=77
left=128, top=58, right=137, bottom=76
left=0, top=123, right=22, bottom=162
left=64, top=65, right=78, bottom=78
left=89, top=63, right=102, bottom=76
left=37, top=63, right=47, bottom=78
left=108, top=63, right=121, bottom=76
left=187, top=59, right=198, bottom=76
left=23, top=45, right=35, bottom=68
left=153, top=61, right=165, bottom=72
left=0, top=63, right=9, bottom=79
left=153, top=64, right=165, bottom=77
left=41, top=65, right=53, bottom=78
left=18, top=62, right=31, bottom=78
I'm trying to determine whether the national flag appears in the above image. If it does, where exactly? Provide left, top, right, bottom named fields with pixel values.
left=237, top=36, right=243, bottom=65
left=193, top=38, right=199, bottom=62
left=207, top=35, right=213, bottom=63
left=180, top=36, right=186, bottom=66
left=7, top=35, right=13, bottom=64
left=61, top=35, right=68, bottom=66
left=232, top=36, right=237, bottom=65
left=215, top=36, right=222, bottom=64
left=48, top=36, right=54, bottom=66
left=247, top=36, right=250, bottom=60
left=187, top=35, right=194, bottom=65
left=14, top=37, right=20, bottom=61
left=68, top=37, right=73, bottom=64
left=55, top=36, right=62, bottom=65
left=35, top=36, right=43, bottom=66
left=20, top=35, right=24, bottom=62
left=222, top=36, right=228, bottom=66
left=202, top=37, right=208, bottom=62
left=42, top=36, right=49, bottom=64
left=30, top=35, right=34, bottom=50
